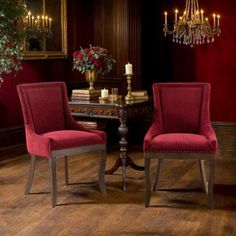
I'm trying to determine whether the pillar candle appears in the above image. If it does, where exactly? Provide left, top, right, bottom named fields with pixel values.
left=125, top=63, right=133, bottom=74
left=101, top=88, right=109, bottom=98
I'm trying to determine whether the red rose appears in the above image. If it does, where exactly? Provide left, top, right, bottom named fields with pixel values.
left=93, top=47, right=99, bottom=52
left=94, top=61, right=101, bottom=68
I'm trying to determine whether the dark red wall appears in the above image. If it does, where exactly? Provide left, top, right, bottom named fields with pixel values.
left=195, top=0, right=236, bottom=122
left=0, top=60, right=65, bottom=128
left=0, top=0, right=235, bottom=131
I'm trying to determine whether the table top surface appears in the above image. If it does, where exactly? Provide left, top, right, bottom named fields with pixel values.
left=69, top=97, right=153, bottom=108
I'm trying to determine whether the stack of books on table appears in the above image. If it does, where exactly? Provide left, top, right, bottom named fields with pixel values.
left=71, top=89, right=101, bottom=101
left=131, top=90, right=149, bottom=100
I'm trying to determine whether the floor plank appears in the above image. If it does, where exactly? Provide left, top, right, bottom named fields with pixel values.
left=1, top=147, right=236, bottom=235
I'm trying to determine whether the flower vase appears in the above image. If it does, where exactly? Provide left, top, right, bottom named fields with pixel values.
left=85, top=70, right=97, bottom=90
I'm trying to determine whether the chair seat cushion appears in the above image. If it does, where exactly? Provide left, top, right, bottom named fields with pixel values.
left=42, top=130, right=105, bottom=150
left=148, top=133, right=216, bottom=152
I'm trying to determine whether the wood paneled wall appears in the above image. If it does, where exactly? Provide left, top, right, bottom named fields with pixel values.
left=93, top=0, right=142, bottom=92
left=67, top=0, right=142, bottom=92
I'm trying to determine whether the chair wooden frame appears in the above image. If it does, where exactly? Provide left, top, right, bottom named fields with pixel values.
left=25, top=144, right=106, bottom=208
left=144, top=152, right=215, bottom=209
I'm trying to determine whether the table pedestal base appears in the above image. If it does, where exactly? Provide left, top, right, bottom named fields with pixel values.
left=105, top=156, right=144, bottom=191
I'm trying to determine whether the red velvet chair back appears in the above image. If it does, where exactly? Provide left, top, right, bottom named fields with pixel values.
left=18, top=82, right=68, bottom=134
left=153, top=83, right=211, bottom=134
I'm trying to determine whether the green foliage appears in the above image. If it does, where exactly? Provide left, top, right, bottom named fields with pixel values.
left=0, top=0, right=27, bottom=82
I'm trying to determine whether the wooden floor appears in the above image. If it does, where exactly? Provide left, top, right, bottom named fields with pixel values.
left=1, top=143, right=236, bottom=236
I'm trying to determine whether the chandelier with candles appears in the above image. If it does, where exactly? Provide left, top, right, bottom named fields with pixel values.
left=24, top=11, right=52, bottom=39
left=163, top=0, right=221, bottom=47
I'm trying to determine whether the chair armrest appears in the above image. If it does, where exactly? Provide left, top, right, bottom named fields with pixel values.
left=66, top=117, right=107, bottom=142
left=143, top=123, right=162, bottom=151
left=200, top=123, right=218, bottom=152
left=25, top=125, right=53, bottom=158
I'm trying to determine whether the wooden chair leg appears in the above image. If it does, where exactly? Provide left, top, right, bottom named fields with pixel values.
left=208, top=159, right=215, bottom=209
left=98, top=150, right=107, bottom=196
left=145, top=157, right=151, bottom=208
left=49, top=157, right=57, bottom=208
left=25, top=155, right=36, bottom=194
left=64, top=156, right=69, bottom=186
left=199, top=160, right=208, bottom=194
left=153, top=159, right=163, bottom=192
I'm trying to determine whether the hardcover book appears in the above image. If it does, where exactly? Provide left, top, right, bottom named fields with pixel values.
left=131, top=90, right=148, bottom=96
left=72, top=89, right=101, bottom=95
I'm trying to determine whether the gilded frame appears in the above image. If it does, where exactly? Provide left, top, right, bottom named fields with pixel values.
left=23, top=0, right=67, bottom=60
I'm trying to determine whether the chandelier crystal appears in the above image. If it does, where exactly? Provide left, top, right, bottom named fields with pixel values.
left=163, top=0, right=221, bottom=47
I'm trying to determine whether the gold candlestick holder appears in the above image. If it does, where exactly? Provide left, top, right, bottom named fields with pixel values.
left=124, top=73, right=134, bottom=101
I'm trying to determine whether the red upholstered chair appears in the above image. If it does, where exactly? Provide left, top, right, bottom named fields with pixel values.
left=17, top=82, right=107, bottom=207
left=144, top=82, right=218, bottom=209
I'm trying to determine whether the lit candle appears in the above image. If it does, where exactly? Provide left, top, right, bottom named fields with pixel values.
left=45, top=16, right=48, bottom=27
left=37, top=15, right=40, bottom=27
left=125, top=63, right=133, bottom=75
left=164, top=11, right=168, bottom=25
left=101, top=88, right=109, bottom=98
left=217, top=15, right=220, bottom=27
left=42, top=15, right=45, bottom=28
left=28, top=11, right=31, bottom=26
left=49, top=18, right=52, bottom=29
left=213, top=14, right=216, bottom=27
left=201, top=10, right=204, bottom=22
left=175, top=9, right=178, bottom=22
left=25, top=15, right=28, bottom=25
left=31, top=16, right=35, bottom=27
left=196, top=11, right=199, bottom=20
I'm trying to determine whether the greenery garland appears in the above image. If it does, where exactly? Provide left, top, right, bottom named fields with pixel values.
left=0, top=0, right=27, bottom=83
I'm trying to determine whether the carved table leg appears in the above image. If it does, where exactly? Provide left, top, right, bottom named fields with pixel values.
left=105, top=108, right=144, bottom=190
left=126, top=156, right=144, bottom=170
left=105, top=158, right=121, bottom=174
left=104, top=109, right=128, bottom=190
left=118, top=109, right=128, bottom=191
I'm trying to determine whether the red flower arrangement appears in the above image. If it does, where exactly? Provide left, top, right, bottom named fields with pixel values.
left=73, top=45, right=116, bottom=75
